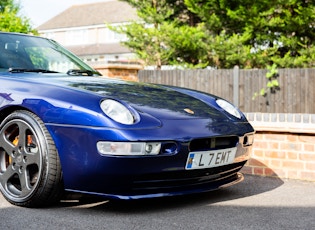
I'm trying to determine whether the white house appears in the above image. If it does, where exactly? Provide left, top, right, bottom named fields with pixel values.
left=37, top=1, right=139, bottom=65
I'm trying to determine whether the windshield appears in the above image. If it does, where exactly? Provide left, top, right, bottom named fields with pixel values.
left=0, top=32, right=101, bottom=76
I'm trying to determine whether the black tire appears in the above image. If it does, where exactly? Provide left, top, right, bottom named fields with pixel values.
left=0, top=110, right=63, bottom=207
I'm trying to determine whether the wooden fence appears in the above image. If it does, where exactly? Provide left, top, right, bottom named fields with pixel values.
left=138, top=67, right=315, bottom=113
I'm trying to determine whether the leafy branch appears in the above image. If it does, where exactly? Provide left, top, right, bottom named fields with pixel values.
left=253, top=64, right=280, bottom=101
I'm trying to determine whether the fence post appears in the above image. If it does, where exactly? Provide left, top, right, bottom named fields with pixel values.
left=233, top=65, right=239, bottom=107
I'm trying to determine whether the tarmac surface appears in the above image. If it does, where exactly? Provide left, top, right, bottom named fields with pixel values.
left=0, top=174, right=314, bottom=230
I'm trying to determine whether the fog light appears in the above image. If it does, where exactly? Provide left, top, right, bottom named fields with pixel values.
left=97, top=142, right=161, bottom=156
left=145, top=143, right=161, bottom=154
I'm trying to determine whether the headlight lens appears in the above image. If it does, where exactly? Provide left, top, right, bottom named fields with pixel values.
left=216, top=99, right=241, bottom=119
left=101, top=99, right=134, bottom=125
left=97, top=142, right=161, bottom=156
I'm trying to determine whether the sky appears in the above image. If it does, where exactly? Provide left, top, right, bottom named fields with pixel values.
left=19, top=0, right=112, bottom=27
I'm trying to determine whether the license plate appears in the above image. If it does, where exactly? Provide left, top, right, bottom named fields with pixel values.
left=185, top=147, right=237, bottom=170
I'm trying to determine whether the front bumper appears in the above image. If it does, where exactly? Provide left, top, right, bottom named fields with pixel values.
left=46, top=120, right=253, bottom=199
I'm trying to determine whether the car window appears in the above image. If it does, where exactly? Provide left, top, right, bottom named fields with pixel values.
left=0, top=33, right=101, bottom=76
left=25, top=47, right=82, bottom=73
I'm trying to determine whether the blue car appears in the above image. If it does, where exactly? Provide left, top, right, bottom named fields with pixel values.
left=0, top=32, right=254, bottom=207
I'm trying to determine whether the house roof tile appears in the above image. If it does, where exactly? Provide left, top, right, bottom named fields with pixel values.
left=37, top=0, right=138, bottom=30
left=66, top=43, right=131, bottom=56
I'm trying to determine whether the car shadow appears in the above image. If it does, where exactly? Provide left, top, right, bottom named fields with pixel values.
left=58, top=162, right=284, bottom=213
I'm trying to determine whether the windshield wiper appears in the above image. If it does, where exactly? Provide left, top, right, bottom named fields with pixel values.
left=8, top=68, right=60, bottom=73
left=66, top=69, right=94, bottom=76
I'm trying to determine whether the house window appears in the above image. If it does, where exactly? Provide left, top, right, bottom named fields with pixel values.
left=104, top=28, right=127, bottom=43
left=66, top=30, right=88, bottom=45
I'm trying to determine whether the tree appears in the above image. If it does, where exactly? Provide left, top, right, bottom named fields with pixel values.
left=116, top=0, right=206, bottom=69
left=0, top=0, right=37, bottom=34
left=185, top=0, right=315, bottom=68
left=0, top=0, right=14, bottom=12
left=116, top=0, right=315, bottom=69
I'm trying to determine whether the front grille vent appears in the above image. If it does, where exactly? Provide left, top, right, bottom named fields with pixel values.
left=189, top=136, right=238, bottom=152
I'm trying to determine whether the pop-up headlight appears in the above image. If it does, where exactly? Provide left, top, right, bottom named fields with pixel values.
left=216, top=99, right=242, bottom=119
left=101, top=99, right=135, bottom=125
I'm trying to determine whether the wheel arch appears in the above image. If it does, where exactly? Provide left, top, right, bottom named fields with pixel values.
left=0, top=105, right=63, bottom=167
left=0, top=105, right=33, bottom=123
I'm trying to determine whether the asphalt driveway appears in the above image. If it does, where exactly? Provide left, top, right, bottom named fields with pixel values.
left=0, top=175, right=314, bottom=230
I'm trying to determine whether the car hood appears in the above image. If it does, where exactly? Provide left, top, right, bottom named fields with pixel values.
left=5, top=74, right=233, bottom=121
left=53, top=76, right=231, bottom=121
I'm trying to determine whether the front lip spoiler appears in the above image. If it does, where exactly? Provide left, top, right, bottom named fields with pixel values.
left=219, top=172, right=244, bottom=189
left=65, top=172, right=245, bottom=200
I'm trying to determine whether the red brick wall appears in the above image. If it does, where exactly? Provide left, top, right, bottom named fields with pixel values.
left=93, top=64, right=141, bottom=82
left=242, top=113, right=315, bottom=181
